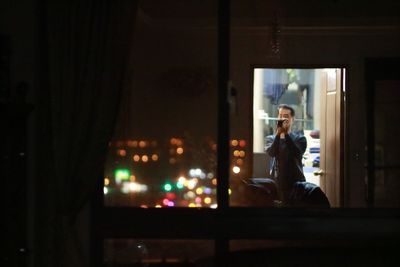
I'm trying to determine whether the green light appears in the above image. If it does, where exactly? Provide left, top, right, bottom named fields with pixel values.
left=115, top=169, right=130, bottom=181
left=176, top=181, right=184, bottom=189
left=164, top=183, right=172, bottom=192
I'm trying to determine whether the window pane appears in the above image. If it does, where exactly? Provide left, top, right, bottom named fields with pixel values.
left=104, top=239, right=214, bottom=266
left=374, top=80, right=400, bottom=207
left=231, top=68, right=340, bottom=208
left=104, top=0, right=218, bottom=207
left=229, top=240, right=394, bottom=266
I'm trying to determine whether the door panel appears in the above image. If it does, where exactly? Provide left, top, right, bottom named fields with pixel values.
left=320, top=69, right=342, bottom=207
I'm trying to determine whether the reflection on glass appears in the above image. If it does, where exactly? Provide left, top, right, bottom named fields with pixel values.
left=229, top=240, right=389, bottom=266
left=103, top=0, right=219, bottom=207
left=104, top=239, right=214, bottom=266
left=104, top=136, right=252, bottom=208
left=253, top=69, right=321, bottom=179
left=232, top=68, right=341, bottom=207
left=374, top=80, right=400, bottom=207
left=104, top=138, right=219, bottom=207
left=230, top=239, right=359, bottom=252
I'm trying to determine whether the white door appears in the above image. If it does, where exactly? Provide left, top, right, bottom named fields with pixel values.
left=319, top=69, right=343, bottom=207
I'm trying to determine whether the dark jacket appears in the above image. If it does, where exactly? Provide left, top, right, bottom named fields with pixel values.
left=265, top=132, right=307, bottom=191
left=288, top=181, right=331, bottom=208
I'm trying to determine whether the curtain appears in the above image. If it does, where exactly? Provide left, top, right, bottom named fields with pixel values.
left=43, top=0, right=138, bottom=266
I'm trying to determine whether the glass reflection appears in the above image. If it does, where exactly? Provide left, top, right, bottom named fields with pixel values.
left=104, top=239, right=213, bottom=266
left=232, top=68, right=342, bottom=208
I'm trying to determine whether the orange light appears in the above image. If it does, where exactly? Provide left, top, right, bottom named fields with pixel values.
left=142, top=155, right=148, bottom=162
left=212, top=144, right=217, bottom=151
left=133, top=155, right=140, bottom=162
left=233, top=150, right=240, bottom=157
left=236, top=159, right=243, bottom=165
left=151, top=154, right=158, bottom=161
left=130, top=175, right=136, bottom=182
left=231, top=139, right=238, bottom=146
left=239, top=150, right=245, bottom=157
left=212, top=178, right=217, bottom=185
left=176, top=147, right=184, bottom=155
left=176, top=139, right=183, bottom=146
left=204, top=197, right=212, bottom=204
left=139, top=140, right=146, bottom=148
left=104, top=177, right=110, bottom=186
left=132, top=140, right=138, bottom=147
left=117, top=149, right=126, bottom=157
left=170, top=138, right=177, bottom=145
left=169, top=158, right=176, bottom=164
left=239, top=140, right=246, bottom=147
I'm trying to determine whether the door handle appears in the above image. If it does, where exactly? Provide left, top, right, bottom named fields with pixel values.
left=313, top=169, right=325, bottom=176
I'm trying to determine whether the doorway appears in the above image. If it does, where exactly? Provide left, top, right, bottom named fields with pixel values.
left=252, top=68, right=345, bottom=207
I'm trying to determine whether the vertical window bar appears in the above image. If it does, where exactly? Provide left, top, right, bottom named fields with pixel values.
left=365, top=60, right=375, bottom=208
left=217, top=0, right=230, bottom=210
left=216, top=0, right=230, bottom=266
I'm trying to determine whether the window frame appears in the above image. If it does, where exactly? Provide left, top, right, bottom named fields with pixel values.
left=92, top=1, right=400, bottom=264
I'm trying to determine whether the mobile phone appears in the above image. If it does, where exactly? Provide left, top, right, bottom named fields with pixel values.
left=277, top=119, right=284, bottom=127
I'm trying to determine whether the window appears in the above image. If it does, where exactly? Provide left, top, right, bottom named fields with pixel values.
left=97, top=2, right=400, bottom=267
left=103, top=0, right=219, bottom=208
left=366, top=59, right=400, bottom=207
left=104, top=239, right=214, bottom=266
left=230, top=68, right=345, bottom=207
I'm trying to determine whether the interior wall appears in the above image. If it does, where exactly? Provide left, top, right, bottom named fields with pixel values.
left=117, top=19, right=218, bottom=141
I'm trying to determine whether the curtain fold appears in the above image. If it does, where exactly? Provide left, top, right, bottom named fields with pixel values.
left=44, top=0, right=138, bottom=266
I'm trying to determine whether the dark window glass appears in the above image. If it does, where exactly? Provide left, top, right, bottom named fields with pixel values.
left=104, top=0, right=218, bottom=208
left=104, top=239, right=214, bottom=266
left=374, top=80, right=400, bottom=207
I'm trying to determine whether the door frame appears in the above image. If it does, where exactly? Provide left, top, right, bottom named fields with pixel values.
left=249, top=64, right=348, bottom=207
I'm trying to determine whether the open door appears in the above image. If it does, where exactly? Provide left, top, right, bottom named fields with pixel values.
left=248, top=67, right=344, bottom=208
left=318, top=69, right=343, bottom=207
